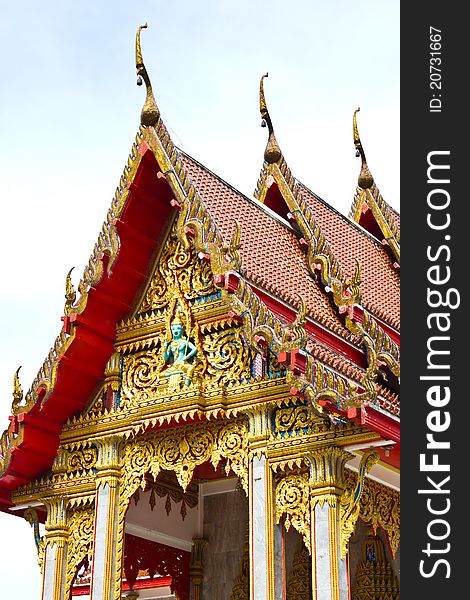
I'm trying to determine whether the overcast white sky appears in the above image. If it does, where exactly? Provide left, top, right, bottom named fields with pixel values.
left=0, top=1, right=399, bottom=595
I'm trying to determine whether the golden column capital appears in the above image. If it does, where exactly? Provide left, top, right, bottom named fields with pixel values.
left=245, top=405, right=273, bottom=455
left=43, top=496, right=70, bottom=542
left=93, top=435, right=125, bottom=482
left=307, top=446, right=354, bottom=507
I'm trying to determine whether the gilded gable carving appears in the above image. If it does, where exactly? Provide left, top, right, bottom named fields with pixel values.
left=116, top=223, right=253, bottom=406
left=138, top=224, right=217, bottom=314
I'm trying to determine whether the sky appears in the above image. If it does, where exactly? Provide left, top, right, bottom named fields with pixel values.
left=0, top=1, right=399, bottom=596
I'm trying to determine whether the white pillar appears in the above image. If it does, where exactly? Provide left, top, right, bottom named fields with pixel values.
left=309, top=447, right=352, bottom=600
left=40, top=498, right=69, bottom=600
left=249, top=454, right=285, bottom=600
left=89, top=437, right=123, bottom=600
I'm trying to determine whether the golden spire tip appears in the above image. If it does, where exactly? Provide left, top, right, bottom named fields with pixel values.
left=259, top=73, right=281, bottom=164
left=135, top=23, right=160, bottom=127
left=353, top=107, right=373, bottom=189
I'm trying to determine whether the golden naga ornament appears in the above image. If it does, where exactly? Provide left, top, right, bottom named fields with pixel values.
left=64, top=267, right=76, bottom=316
left=340, top=449, right=380, bottom=558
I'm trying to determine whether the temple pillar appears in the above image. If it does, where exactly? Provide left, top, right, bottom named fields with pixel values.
left=247, top=407, right=285, bottom=600
left=308, top=447, right=352, bottom=600
left=40, top=498, right=69, bottom=600
left=190, top=537, right=208, bottom=600
left=89, top=436, right=124, bottom=600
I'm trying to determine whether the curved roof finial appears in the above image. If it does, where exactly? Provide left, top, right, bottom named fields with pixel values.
left=259, top=73, right=281, bottom=164
left=136, top=23, right=160, bottom=127
left=353, top=108, right=374, bottom=189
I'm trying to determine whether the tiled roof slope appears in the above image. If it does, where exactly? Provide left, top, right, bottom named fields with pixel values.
left=182, top=153, right=400, bottom=333
left=181, top=153, right=358, bottom=344
left=299, top=184, right=400, bottom=330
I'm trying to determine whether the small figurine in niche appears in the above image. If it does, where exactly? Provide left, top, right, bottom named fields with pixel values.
left=163, top=311, right=198, bottom=389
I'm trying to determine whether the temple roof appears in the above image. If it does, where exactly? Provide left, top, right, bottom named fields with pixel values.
left=0, top=27, right=400, bottom=507
left=183, top=153, right=400, bottom=333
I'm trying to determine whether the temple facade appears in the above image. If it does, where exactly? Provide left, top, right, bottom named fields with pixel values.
left=0, top=25, right=400, bottom=600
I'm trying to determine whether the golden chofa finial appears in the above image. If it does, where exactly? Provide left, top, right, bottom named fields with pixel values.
left=136, top=23, right=160, bottom=127
left=64, top=267, right=76, bottom=315
left=13, top=367, right=23, bottom=402
left=353, top=108, right=374, bottom=189
left=12, top=366, right=23, bottom=414
left=259, top=73, right=281, bottom=164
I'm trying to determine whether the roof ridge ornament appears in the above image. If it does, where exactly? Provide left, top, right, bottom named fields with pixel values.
left=11, top=366, right=23, bottom=415
left=136, top=23, right=160, bottom=127
left=259, top=73, right=282, bottom=164
left=353, top=108, right=374, bottom=189
left=64, top=267, right=76, bottom=316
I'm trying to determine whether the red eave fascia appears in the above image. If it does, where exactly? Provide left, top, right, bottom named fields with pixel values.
left=0, top=147, right=178, bottom=505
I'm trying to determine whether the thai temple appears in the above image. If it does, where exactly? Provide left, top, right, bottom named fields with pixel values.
left=0, top=25, right=400, bottom=600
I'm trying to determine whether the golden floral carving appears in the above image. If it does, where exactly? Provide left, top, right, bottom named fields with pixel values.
left=345, top=471, right=400, bottom=558
left=274, top=405, right=318, bottom=437
left=121, top=419, right=248, bottom=498
left=139, top=225, right=216, bottom=314
left=275, top=473, right=311, bottom=552
left=64, top=506, right=94, bottom=598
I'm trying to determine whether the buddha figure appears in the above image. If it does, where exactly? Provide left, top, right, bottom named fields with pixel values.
left=163, top=313, right=198, bottom=389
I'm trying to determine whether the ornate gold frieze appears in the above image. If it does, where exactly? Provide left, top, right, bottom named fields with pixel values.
left=52, top=443, right=98, bottom=476
left=118, top=419, right=248, bottom=505
left=274, top=455, right=397, bottom=558
left=121, top=310, right=252, bottom=405
left=274, top=405, right=319, bottom=438
left=59, top=375, right=290, bottom=444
